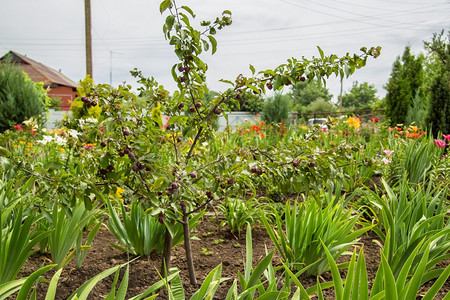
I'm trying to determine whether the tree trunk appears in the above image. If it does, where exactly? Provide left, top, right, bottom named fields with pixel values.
left=161, top=227, right=173, bottom=276
left=182, top=206, right=197, bottom=284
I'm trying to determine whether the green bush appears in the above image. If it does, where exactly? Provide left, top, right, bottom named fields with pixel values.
left=261, top=93, right=290, bottom=124
left=227, top=92, right=264, bottom=113
left=0, top=60, right=49, bottom=132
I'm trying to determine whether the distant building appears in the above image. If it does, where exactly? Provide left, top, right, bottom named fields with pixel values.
left=0, top=51, right=78, bottom=108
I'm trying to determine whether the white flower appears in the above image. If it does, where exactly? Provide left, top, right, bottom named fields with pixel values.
left=85, top=118, right=98, bottom=124
left=67, top=129, right=81, bottom=138
left=54, top=136, right=67, bottom=146
left=382, top=158, right=391, bottom=165
left=38, top=135, right=54, bottom=145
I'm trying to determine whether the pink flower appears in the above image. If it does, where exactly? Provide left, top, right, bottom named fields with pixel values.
left=443, top=134, right=450, bottom=141
left=244, top=119, right=248, bottom=122
left=383, top=150, right=393, bottom=156
left=382, top=158, right=391, bottom=164
left=434, top=139, right=447, bottom=148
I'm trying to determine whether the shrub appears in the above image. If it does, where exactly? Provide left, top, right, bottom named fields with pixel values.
left=0, top=60, right=49, bottom=132
left=261, top=93, right=290, bottom=124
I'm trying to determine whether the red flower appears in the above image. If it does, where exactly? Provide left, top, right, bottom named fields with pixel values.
left=14, top=124, right=22, bottom=131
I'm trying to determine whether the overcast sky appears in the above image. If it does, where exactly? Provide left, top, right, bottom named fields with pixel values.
left=1, top=0, right=449, bottom=102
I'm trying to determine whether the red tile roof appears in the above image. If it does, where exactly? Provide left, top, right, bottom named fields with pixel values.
left=1, top=51, right=78, bottom=88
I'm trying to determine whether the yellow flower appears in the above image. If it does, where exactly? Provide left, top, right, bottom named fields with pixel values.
left=60, top=148, right=65, bottom=152
left=409, top=125, right=418, bottom=132
left=25, top=148, right=30, bottom=151
left=19, top=141, right=26, bottom=145
left=27, top=142, right=33, bottom=147
left=347, top=117, right=361, bottom=129
left=116, top=187, right=124, bottom=198
left=110, top=187, right=124, bottom=199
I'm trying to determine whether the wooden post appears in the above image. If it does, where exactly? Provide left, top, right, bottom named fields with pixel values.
left=85, top=0, right=93, bottom=78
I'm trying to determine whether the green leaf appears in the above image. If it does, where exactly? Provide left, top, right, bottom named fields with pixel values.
left=116, top=265, right=129, bottom=300
left=181, top=6, right=195, bottom=17
left=321, top=240, right=343, bottom=299
left=317, top=46, right=324, bottom=59
left=45, top=268, right=64, bottom=300
left=159, top=0, right=171, bottom=13
left=249, top=64, right=256, bottom=75
left=165, top=15, right=175, bottom=32
left=0, top=147, right=11, bottom=157
left=16, top=265, right=56, bottom=300
left=422, top=263, right=450, bottom=300
left=201, top=39, right=209, bottom=52
left=208, top=35, right=217, bottom=54
left=380, top=253, right=397, bottom=300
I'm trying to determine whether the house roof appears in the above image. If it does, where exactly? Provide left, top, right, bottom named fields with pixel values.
left=1, top=51, right=78, bottom=88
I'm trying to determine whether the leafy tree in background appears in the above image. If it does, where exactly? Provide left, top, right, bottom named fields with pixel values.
left=0, top=60, right=49, bottom=133
left=226, top=91, right=264, bottom=113
left=384, top=47, right=424, bottom=125
left=341, top=81, right=379, bottom=110
left=291, top=79, right=333, bottom=112
left=424, top=30, right=450, bottom=136
left=304, top=97, right=336, bottom=114
left=262, top=93, right=291, bottom=124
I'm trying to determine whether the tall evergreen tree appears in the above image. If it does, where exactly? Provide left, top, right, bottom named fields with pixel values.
left=0, top=60, right=48, bottom=132
left=384, top=47, right=424, bottom=125
left=424, top=30, right=450, bottom=136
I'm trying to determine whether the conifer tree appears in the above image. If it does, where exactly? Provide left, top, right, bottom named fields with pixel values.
left=385, top=47, right=424, bottom=125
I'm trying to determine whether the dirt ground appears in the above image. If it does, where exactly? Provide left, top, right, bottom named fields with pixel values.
left=15, top=213, right=449, bottom=299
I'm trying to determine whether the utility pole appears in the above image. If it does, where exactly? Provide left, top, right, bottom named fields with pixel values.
left=339, top=77, right=343, bottom=112
left=85, top=0, right=93, bottom=78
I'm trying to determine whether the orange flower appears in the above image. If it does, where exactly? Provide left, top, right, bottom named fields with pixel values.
left=252, top=125, right=261, bottom=131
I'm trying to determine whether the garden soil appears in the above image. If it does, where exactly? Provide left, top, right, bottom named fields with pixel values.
left=15, top=214, right=450, bottom=300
